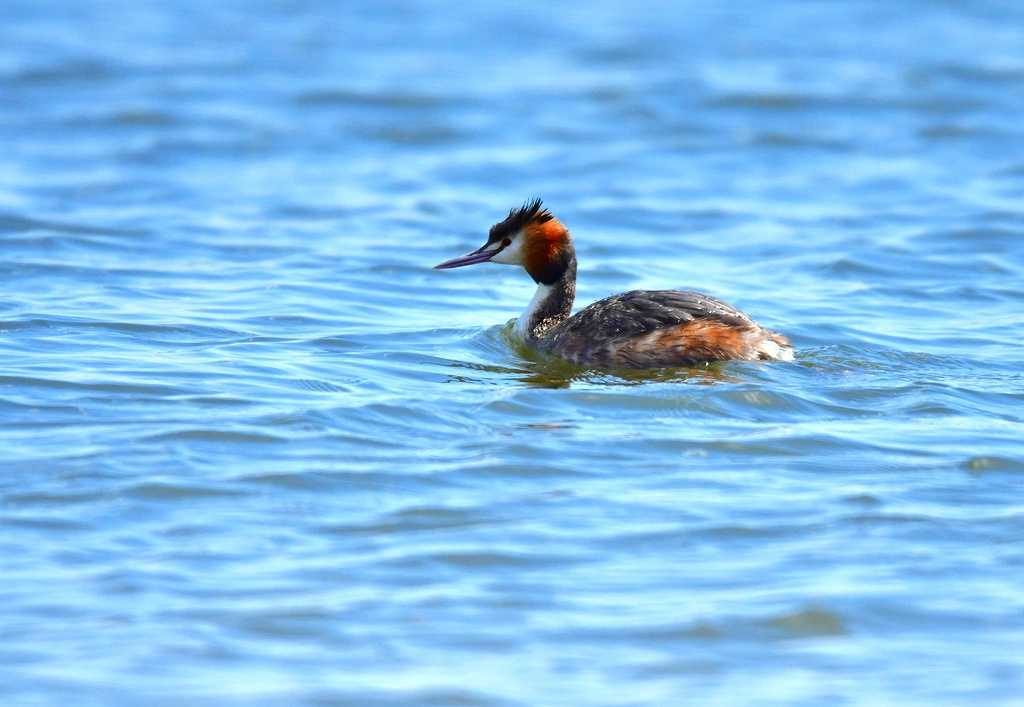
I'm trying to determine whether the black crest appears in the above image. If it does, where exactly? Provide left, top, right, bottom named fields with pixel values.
left=487, top=198, right=553, bottom=244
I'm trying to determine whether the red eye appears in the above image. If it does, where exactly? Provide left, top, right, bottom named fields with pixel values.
left=502, top=238, right=511, bottom=247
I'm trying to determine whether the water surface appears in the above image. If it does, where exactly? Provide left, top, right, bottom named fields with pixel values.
left=2, top=1, right=1024, bottom=704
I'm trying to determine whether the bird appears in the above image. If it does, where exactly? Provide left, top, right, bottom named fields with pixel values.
left=434, top=199, right=794, bottom=369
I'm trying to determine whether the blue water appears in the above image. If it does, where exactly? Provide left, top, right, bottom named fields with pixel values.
left=3, top=1, right=1024, bottom=704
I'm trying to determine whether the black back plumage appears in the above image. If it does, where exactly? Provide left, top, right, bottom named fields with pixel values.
left=534, top=289, right=764, bottom=367
left=553, top=289, right=757, bottom=340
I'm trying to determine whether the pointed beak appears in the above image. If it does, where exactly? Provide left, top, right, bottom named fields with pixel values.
left=434, top=245, right=495, bottom=269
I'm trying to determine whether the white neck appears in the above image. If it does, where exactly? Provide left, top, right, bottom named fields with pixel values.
left=514, top=283, right=555, bottom=341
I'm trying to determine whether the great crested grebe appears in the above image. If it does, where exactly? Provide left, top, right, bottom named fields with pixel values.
left=435, top=199, right=794, bottom=369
